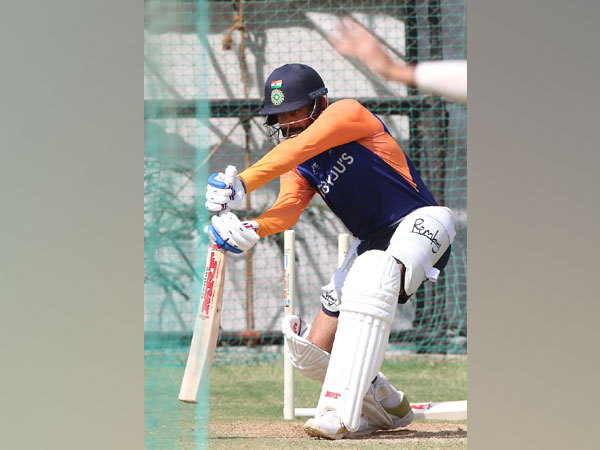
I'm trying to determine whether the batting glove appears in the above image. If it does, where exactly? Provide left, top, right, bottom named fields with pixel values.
left=206, top=212, right=259, bottom=254
left=205, top=172, right=246, bottom=212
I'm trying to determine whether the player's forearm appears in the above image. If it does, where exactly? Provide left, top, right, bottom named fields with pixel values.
left=254, top=216, right=294, bottom=238
left=238, top=143, right=301, bottom=194
left=254, top=207, right=303, bottom=238
left=238, top=127, right=329, bottom=193
left=383, top=61, right=467, bottom=104
left=254, top=195, right=314, bottom=237
left=253, top=178, right=315, bottom=238
left=383, top=64, right=416, bottom=86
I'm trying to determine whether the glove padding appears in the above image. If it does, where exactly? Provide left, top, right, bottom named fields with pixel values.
left=205, top=172, right=246, bottom=212
left=207, top=212, right=259, bottom=254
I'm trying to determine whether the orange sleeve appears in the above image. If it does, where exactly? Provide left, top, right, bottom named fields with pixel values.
left=253, top=169, right=316, bottom=238
left=238, top=99, right=383, bottom=193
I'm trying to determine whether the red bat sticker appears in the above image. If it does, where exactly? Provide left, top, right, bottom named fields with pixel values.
left=411, top=403, right=432, bottom=410
left=200, top=249, right=220, bottom=318
left=325, top=391, right=341, bottom=399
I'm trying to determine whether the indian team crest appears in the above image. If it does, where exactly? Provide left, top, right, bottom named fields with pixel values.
left=271, top=89, right=285, bottom=106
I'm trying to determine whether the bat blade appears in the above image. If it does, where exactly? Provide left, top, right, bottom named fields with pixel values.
left=178, top=244, right=227, bottom=403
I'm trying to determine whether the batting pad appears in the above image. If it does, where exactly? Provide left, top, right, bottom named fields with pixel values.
left=316, top=250, right=400, bottom=432
left=281, top=315, right=330, bottom=381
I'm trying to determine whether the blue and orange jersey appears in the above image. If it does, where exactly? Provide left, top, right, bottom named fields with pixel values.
left=238, top=99, right=437, bottom=240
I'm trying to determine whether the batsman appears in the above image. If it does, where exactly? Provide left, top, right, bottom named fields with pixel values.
left=204, top=63, right=456, bottom=439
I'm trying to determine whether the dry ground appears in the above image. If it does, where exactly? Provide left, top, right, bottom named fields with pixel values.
left=210, top=421, right=466, bottom=449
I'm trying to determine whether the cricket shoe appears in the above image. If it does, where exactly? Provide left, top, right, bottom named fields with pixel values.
left=303, top=409, right=348, bottom=440
left=348, top=395, right=414, bottom=437
left=303, top=395, right=413, bottom=440
left=384, top=395, right=414, bottom=428
left=348, top=374, right=414, bottom=437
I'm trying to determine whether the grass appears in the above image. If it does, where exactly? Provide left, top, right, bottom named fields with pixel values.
left=145, top=357, right=466, bottom=449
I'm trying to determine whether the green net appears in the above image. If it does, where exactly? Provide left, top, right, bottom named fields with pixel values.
left=145, top=0, right=466, bottom=447
left=145, top=1, right=211, bottom=448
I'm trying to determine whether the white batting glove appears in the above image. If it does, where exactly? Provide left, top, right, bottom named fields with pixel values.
left=205, top=172, right=246, bottom=212
left=206, top=212, right=259, bottom=255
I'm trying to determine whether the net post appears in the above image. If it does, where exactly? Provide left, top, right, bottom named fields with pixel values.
left=283, top=229, right=296, bottom=420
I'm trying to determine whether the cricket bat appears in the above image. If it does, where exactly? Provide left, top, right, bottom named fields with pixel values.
left=178, top=165, right=237, bottom=403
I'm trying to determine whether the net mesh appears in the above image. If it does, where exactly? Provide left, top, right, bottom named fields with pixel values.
left=145, top=0, right=466, bottom=446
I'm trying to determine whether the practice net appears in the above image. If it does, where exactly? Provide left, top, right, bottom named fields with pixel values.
left=145, top=0, right=466, bottom=447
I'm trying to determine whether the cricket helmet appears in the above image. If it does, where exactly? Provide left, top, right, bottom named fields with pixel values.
left=260, top=63, right=328, bottom=126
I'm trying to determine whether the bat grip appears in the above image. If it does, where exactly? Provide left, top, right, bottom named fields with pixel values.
left=221, top=165, right=238, bottom=214
left=205, top=165, right=238, bottom=248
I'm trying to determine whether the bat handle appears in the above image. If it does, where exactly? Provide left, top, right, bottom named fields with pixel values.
left=206, top=165, right=238, bottom=246
left=221, top=165, right=238, bottom=214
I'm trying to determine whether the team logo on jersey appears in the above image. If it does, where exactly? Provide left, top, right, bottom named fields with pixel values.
left=316, top=152, right=355, bottom=195
left=271, top=89, right=285, bottom=106
left=311, top=162, right=319, bottom=175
